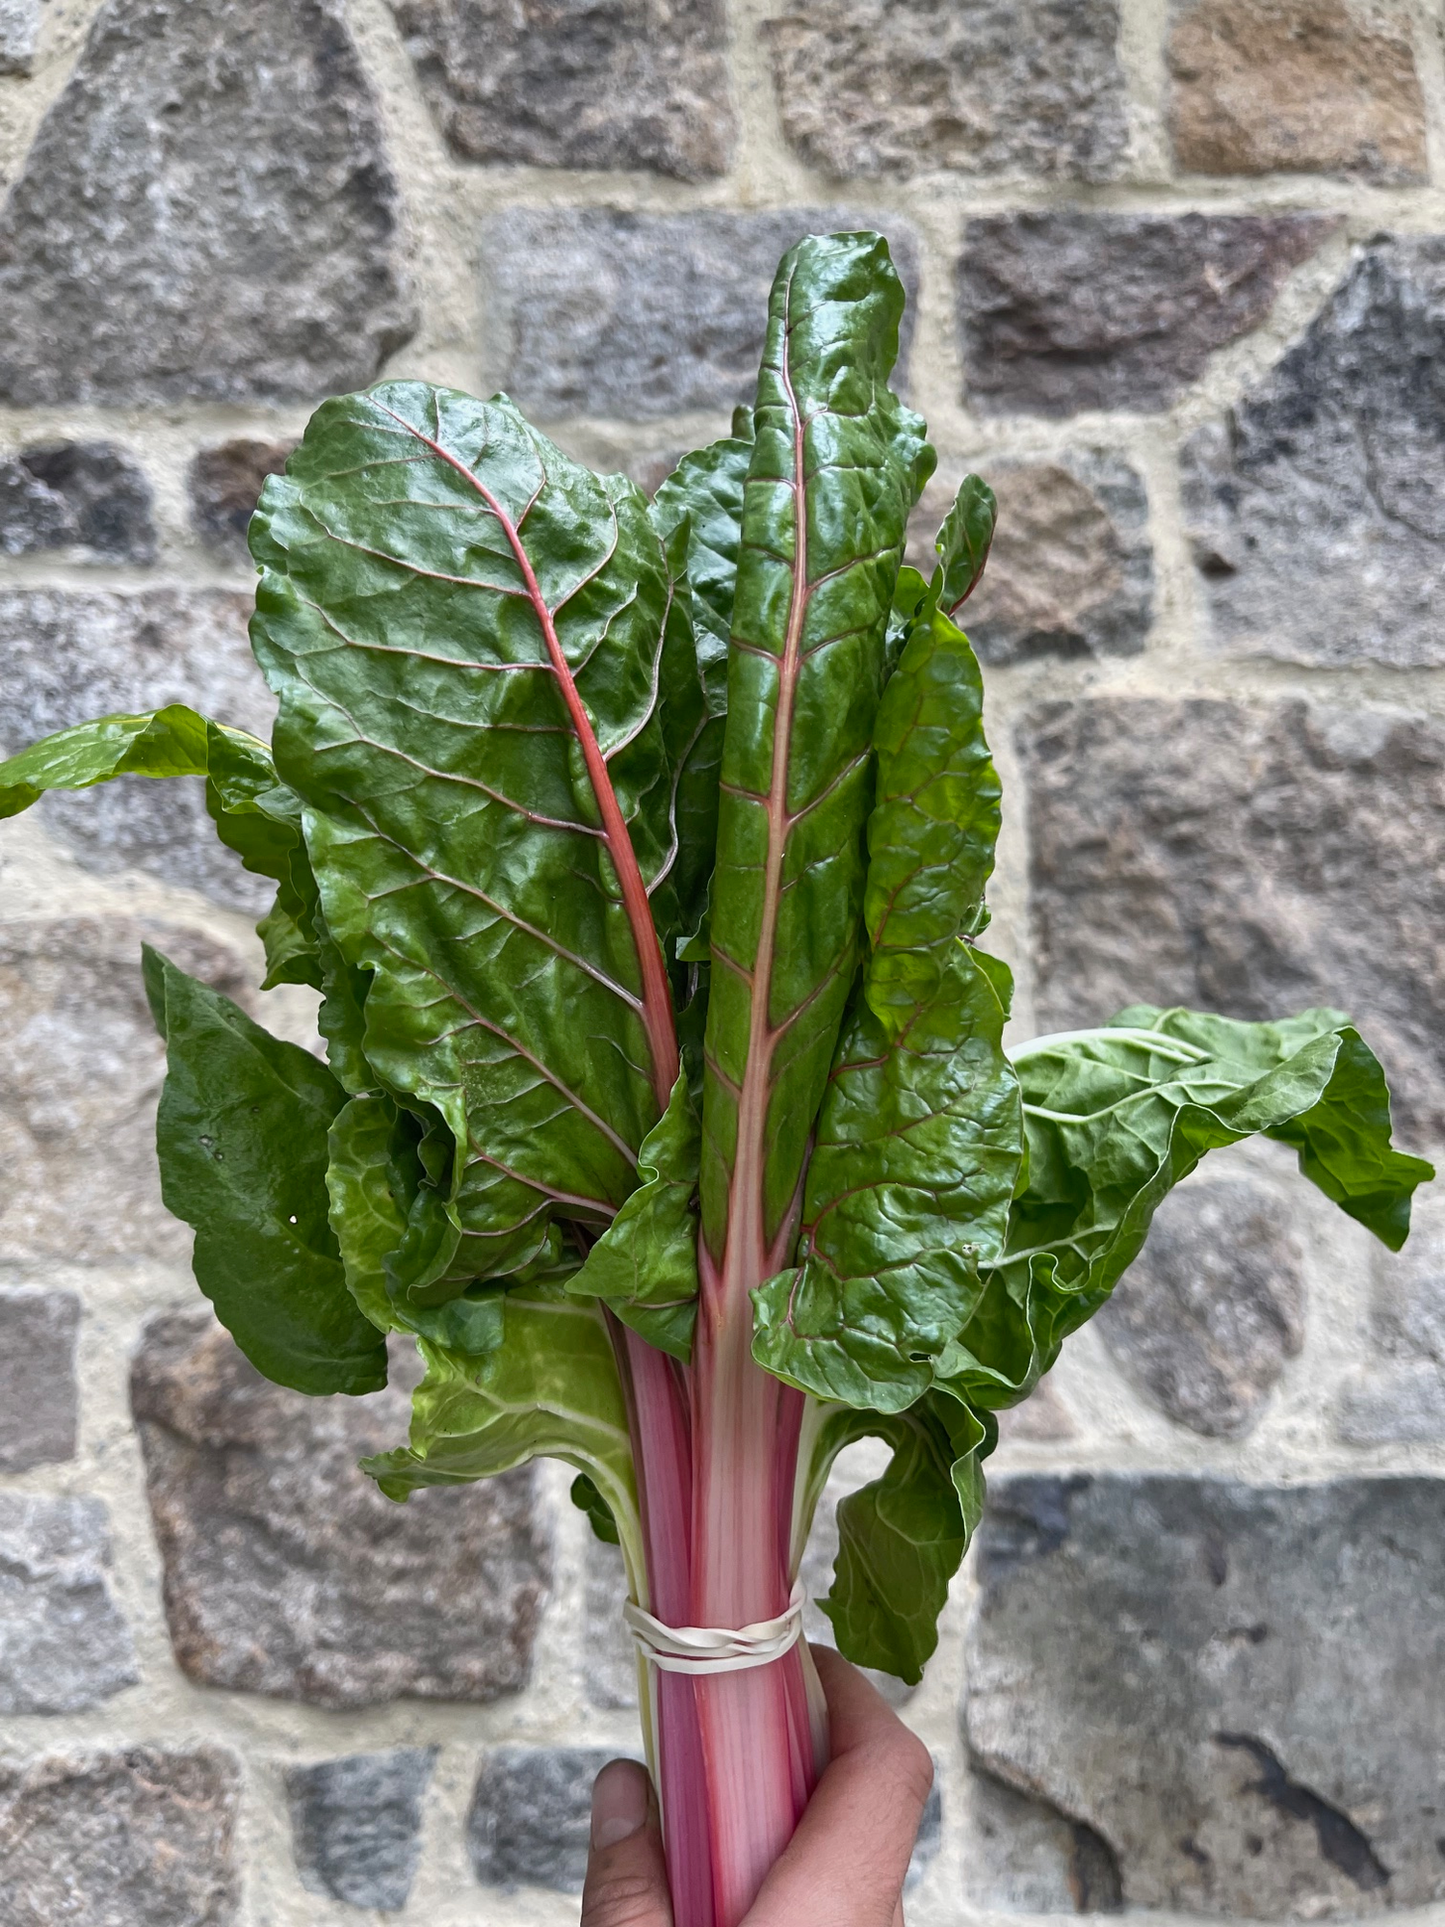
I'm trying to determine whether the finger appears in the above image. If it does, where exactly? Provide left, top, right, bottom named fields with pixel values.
left=581, top=1759, right=674, bottom=1927
left=745, top=1646, right=932, bottom=1927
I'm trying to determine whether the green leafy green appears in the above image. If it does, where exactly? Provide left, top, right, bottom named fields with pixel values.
left=144, top=946, right=388, bottom=1396
left=700, top=232, right=935, bottom=1255
left=362, top=1285, right=642, bottom=1577
left=933, top=474, right=996, bottom=617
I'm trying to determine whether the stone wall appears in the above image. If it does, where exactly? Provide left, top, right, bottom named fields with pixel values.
left=1, top=0, right=1443, bottom=1921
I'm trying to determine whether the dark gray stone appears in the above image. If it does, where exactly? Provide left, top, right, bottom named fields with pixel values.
left=287, top=1749, right=437, bottom=1912
left=911, top=452, right=1151, bottom=663
left=0, top=1287, right=79, bottom=1471
left=0, top=443, right=156, bottom=561
left=907, top=1778, right=943, bottom=1892
left=1097, top=1177, right=1305, bottom=1437
left=189, top=439, right=295, bottom=557
left=965, top=1474, right=1445, bottom=1914
left=1168, top=0, right=1427, bottom=182
left=764, top=0, right=1128, bottom=182
left=1184, top=237, right=1445, bottom=668
left=966, top=1764, right=1123, bottom=1912
left=1335, top=1360, right=1445, bottom=1444
left=0, top=918, right=252, bottom=1264
left=1019, top=699, right=1445, bottom=1148
left=390, top=0, right=733, bottom=180
left=131, top=1311, right=552, bottom=1709
left=0, top=588, right=273, bottom=910
left=0, top=0, right=40, bottom=75
left=958, top=212, right=1334, bottom=415
left=0, top=1493, right=138, bottom=1714
left=0, top=0, right=415, bottom=405
left=482, top=207, right=918, bottom=420
left=0, top=1748, right=240, bottom=1927
left=468, top=1746, right=637, bottom=1891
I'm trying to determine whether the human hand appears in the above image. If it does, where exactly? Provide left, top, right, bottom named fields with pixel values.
left=580, top=1646, right=933, bottom=1927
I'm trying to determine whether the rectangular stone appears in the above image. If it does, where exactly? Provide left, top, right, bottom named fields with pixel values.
left=390, top=0, right=733, bottom=180
left=0, top=1287, right=79, bottom=1470
left=966, top=1474, right=1445, bottom=1913
left=0, top=0, right=40, bottom=75
left=482, top=208, right=918, bottom=420
left=131, top=1311, right=552, bottom=1708
left=764, top=0, right=1127, bottom=182
left=958, top=212, right=1333, bottom=414
left=468, top=1746, right=635, bottom=1891
left=287, top=1749, right=436, bottom=1911
left=1018, top=699, right=1445, bottom=1149
left=0, top=1748, right=240, bottom=1927
left=1168, top=0, right=1426, bottom=181
left=0, top=1494, right=137, bottom=1714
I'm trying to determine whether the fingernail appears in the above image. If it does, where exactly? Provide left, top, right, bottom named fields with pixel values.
left=591, top=1760, right=648, bottom=1850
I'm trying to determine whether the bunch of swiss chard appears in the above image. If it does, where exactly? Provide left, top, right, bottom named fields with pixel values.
left=0, top=232, right=1431, bottom=1926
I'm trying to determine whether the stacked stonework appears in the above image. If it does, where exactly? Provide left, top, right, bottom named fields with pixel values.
left=1, top=1, right=1443, bottom=1921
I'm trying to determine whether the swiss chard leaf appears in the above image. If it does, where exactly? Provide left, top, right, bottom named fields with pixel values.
left=251, top=380, right=693, bottom=1300
left=933, top=474, right=996, bottom=617
left=567, top=1072, right=701, bottom=1363
left=701, top=231, right=935, bottom=1258
left=753, top=948, right=1017, bottom=1410
left=806, top=1391, right=993, bottom=1684
left=143, top=946, right=388, bottom=1396
left=361, top=1285, right=641, bottom=1573
left=943, top=1006, right=1435, bottom=1410
left=862, top=580, right=1000, bottom=1037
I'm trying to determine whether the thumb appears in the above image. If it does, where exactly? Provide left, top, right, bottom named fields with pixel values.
left=581, top=1759, right=673, bottom=1927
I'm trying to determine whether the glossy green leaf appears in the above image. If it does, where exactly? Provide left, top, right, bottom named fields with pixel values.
left=361, top=1285, right=641, bottom=1575
left=804, top=1391, right=993, bottom=1683
left=933, top=474, right=996, bottom=617
left=701, top=231, right=936, bottom=1255
left=568, top=1072, right=700, bottom=1362
left=144, top=945, right=388, bottom=1397
left=250, top=380, right=696, bottom=1301
left=752, top=947, right=1018, bottom=1410
left=571, top=1470, right=621, bottom=1544
left=943, top=1006, right=1435, bottom=1411
left=862, top=599, right=1000, bottom=1038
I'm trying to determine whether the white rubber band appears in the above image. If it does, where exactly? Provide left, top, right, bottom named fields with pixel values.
left=623, top=1581, right=807, bottom=1677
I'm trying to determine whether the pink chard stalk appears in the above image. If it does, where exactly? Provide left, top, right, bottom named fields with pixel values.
left=0, top=232, right=1430, bottom=1926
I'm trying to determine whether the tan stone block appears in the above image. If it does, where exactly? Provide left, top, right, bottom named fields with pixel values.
left=1168, top=0, right=1426, bottom=181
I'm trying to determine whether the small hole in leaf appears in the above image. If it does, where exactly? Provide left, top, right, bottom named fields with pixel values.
left=288, top=1215, right=297, bottom=1225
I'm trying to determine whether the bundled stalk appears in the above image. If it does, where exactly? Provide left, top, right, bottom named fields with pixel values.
left=0, top=232, right=1429, bottom=1926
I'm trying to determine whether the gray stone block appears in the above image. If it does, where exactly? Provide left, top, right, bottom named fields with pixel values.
left=0, top=0, right=40, bottom=74
left=1184, top=237, right=1445, bottom=669
left=0, top=917, right=252, bottom=1264
left=0, top=1493, right=137, bottom=1714
left=1097, top=1177, right=1305, bottom=1437
left=764, top=0, right=1128, bottom=182
left=958, top=212, right=1334, bottom=414
left=286, top=1748, right=437, bottom=1912
left=0, top=1747, right=240, bottom=1927
left=912, top=451, right=1151, bottom=663
left=0, top=443, right=156, bottom=562
left=1337, top=1190, right=1445, bottom=1441
left=0, top=1287, right=80, bottom=1471
left=131, top=1311, right=552, bottom=1708
left=1018, top=699, right=1445, bottom=1148
left=468, top=1745, right=631, bottom=1891
left=0, top=0, right=415, bottom=405
left=0, top=588, right=274, bottom=910
left=189, top=439, right=296, bottom=558
left=965, top=1474, right=1445, bottom=1914
left=1335, top=1359, right=1445, bottom=1444
left=390, top=0, right=733, bottom=180
left=482, top=208, right=918, bottom=421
